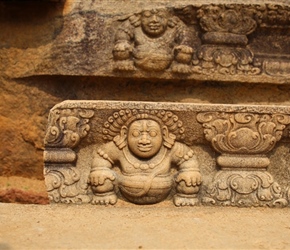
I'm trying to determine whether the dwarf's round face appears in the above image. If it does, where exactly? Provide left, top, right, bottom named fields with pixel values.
left=141, top=10, right=169, bottom=38
left=127, top=119, right=163, bottom=159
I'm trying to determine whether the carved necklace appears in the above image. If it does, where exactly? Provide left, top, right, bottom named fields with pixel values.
left=122, top=146, right=167, bottom=170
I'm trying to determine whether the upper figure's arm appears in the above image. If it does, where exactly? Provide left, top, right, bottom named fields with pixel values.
left=114, top=19, right=135, bottom=44
left=175, top=20, right=201, bottom=50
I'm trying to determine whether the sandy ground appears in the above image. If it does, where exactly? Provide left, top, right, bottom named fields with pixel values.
left=1, top=201, right=290, bottom=250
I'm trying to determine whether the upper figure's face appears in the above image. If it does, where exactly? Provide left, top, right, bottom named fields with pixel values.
left=141, top=10, right=169, bottom=38
left=127, top=119, right=163, bottom=159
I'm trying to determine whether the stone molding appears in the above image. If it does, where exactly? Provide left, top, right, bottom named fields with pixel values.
left=44, top=101, right=290, bottom=207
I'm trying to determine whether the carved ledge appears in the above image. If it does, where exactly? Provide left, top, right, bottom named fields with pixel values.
left=44, top=101, right=290, bottom=207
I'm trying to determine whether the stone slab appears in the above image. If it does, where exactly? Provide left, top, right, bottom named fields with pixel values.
left=44, top=100, right=290, bottom=207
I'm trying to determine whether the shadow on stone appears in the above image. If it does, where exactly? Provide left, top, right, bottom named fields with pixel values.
left=0, top=1, right=65, bottom=49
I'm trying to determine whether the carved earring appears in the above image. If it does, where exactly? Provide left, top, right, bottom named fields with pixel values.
left=168, top=17, right=178, bottom=28
left=129, top=13, right=141, bottom=27
left=113, top=126, right=128, bottom=149
left=162, top=126, right=176, bottom=149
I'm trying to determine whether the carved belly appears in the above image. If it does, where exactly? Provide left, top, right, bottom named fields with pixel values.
left=133, top=50, right=173, bottom=71
left=118, top=173, right=173, bottom=204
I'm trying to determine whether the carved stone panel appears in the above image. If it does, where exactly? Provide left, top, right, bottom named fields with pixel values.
left=3, top=1, right=290, bottom=84
left=44, top=101, right=290, bottom=207
left=109, top=3, right=290, bottom=82
left=112, top=8, right=199, bottom=74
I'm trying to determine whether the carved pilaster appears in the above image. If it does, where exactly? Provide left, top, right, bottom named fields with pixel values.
left=197, top=112, right=290, bottom=207
left=44, top=108, right=94, bottom=203
left=195, top=5, right=262, bottom=75
left=44, top=166, right=90, bottom=204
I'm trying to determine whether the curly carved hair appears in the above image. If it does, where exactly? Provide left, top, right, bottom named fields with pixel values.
left=102, top=109, right=185, bottom=141
left=127, top=9, right=180, bottom=28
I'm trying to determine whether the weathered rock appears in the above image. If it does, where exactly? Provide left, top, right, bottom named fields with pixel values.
left=2, top=0, right=290, bottom=205
left=2, top=76, right=290, bottom=183
left=0, top=176, right=48, bottom=204
left=1, top=0, right=290, bottom=84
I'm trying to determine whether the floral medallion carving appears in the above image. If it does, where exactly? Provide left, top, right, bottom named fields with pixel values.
left=197, top=5, right=258, bottom=35
left=197, top=112, right=290, bottom=207
left=196, top=113, right=290, bottom=154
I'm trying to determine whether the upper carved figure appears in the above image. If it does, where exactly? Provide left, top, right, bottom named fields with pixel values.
left=113, top=9, right=200, bottom=74
left=88, top=109, right=202, bottom=206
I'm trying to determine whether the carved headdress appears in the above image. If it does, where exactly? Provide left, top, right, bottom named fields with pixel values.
left=126, top=8, right=180, bottom=28
left=102, top=109, right=185, bottom=149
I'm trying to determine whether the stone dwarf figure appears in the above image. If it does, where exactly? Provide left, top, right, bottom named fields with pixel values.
left=89, top=109, right=202, bottom=206
left=113, top=8, right=200, bottom=73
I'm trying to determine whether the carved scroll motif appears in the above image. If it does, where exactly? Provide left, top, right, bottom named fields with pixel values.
left=196, top=112, right=290, bottom=154
left=194, top=5, right=262, bottom=75
left=260, top=4, right=290, bottom=27
left=44, top=108, right=94, bottom=204
left=44, top=167, right=90, bottom=204
left=197, top=112, right=290, bottom=207
left=204, top=171, right=287, bottom=207
left=44, top=108, right=94, bottom=148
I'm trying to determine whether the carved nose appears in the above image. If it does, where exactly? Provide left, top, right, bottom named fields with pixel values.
left=139, top=133, right=150, bottom=144
left=151, top=15, right=158, bottom=22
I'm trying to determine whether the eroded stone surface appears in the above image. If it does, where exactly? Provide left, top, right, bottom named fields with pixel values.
left=1, top=1, right=290, bottom=84
left=2, top=0, right=290, bottom=206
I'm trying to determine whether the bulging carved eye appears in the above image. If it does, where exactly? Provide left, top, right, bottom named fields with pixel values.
left=149, top=130, right=157, bottom=137
left=132, top=130, right=140, bottom=137
left=157, top=14, right=166, bottom=19
left=143, top=11, right=152, bottom=17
